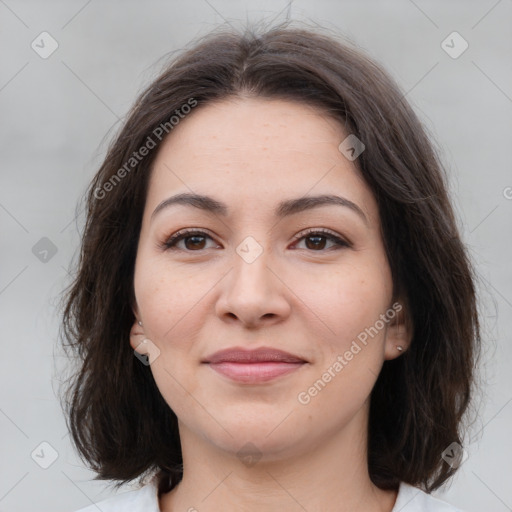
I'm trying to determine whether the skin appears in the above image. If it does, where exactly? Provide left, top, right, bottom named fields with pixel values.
left=130, top=97, right=411, bottom=512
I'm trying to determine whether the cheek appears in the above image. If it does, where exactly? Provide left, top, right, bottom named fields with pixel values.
left=298, top=267, right=392, bottom=413
left=301, top=260, right=392, bottom=351
left=133, top=279, right=197, bottom=400
left=134, top=264, right=210, bottom=410
left=134, top=255, right=204, bottom=335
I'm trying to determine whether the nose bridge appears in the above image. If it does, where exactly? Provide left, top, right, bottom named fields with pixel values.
left=233, top=237, right=271, bottom=293
left=216, top=235, right=290, bottom=326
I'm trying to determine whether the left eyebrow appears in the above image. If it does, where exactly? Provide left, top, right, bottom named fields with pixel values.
left=151, top=192, right=368, bottom=225
left=275, top=194, right=368, bottom=225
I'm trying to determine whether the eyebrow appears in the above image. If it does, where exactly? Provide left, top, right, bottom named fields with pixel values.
left=151, top=192, right=368, bottom=225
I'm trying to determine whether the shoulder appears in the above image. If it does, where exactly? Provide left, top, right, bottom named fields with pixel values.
left=73, top=477, right=159, bottom=512
left=393, top=482, right=466, bottom=512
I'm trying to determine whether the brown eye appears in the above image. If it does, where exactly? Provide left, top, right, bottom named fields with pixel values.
left=163, top=230, right=216, bottom=251
left=293, top=229, right=350, bottom=251
left=182, top=235, right=207, bottom=250
left=304, top=235, right=328, bottom=250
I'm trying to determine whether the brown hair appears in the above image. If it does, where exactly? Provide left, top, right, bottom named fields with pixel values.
left=60, top=22, right=481, bottom=494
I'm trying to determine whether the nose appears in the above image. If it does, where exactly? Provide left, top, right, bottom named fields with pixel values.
left=215, top=245, right=291, bottom=329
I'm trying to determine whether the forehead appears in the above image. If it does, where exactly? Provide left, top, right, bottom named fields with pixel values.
left=154, top=96, right=344, bottom=163
left=145, top=97, right=377, bottom=225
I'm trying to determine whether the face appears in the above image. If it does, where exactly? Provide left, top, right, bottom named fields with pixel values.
left=131, top=97, right=409, bottom=461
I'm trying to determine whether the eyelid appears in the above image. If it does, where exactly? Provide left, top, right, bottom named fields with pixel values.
left=160, top=227, right=351, bottom=252
left=290, top=227, right=351, bottom=248
left=160, top=228, right=218, bottom=250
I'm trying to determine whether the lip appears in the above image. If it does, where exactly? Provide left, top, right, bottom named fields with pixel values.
left=202, top=347, right=308, bottom=384
left=203, top=347, right=307, bottom=364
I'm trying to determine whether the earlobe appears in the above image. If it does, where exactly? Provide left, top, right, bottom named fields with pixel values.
left=129, top=320, right=161, bottom=365
left=129, top=317, right=145, bottom=351
left=384, top=302, right=412, bottom=360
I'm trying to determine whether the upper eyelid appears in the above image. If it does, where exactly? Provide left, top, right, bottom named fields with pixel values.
left=291, top=227, right=343, bottom=240
left=163, top=227, right=350, bottom=249
left=165, top=227, right=342, bottom=241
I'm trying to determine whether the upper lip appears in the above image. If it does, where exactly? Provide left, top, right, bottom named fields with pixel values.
left=203, top=347, right=307, bottom=364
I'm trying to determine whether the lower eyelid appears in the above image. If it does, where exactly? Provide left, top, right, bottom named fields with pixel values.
left=163, top=231, right=350, bottom=251
left=292, top=235, right=349, bottom=250
left=163, top=232, right=216, bottom=250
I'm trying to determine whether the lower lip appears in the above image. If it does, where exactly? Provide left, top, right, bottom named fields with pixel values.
left=206, top=361, right=305, bottom=383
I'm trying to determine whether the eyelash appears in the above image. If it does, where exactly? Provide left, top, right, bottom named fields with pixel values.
left=161, top=228, right=351, bottom=252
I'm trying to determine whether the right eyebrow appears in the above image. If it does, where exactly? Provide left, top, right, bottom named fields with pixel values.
left=151, top=192, right=368, bottom=226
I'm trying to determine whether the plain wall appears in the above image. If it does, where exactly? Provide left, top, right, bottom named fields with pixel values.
left=1, top=1, right=511, bottom=511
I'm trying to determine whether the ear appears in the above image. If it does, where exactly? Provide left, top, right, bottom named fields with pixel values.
left=129, top=317, right=161, bottom=365
left=384, top=300, right=413, bottom=361
left=129, top=315, right=145, bottom=351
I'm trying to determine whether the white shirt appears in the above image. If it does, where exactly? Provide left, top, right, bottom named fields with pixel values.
left=74, top=476, right=466, bottom=511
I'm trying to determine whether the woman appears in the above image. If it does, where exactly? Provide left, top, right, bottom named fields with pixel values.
left=62, top=23, right=480, bottom=512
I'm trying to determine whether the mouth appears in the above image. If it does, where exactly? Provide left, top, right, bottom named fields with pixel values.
left=202, top=347, right=308, bottom=384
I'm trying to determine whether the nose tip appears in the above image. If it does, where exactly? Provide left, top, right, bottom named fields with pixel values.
left=215, top=247, right=291, bottom=327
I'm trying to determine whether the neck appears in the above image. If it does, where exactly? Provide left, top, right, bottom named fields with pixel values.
left=159, top=406, right=398, bottom=512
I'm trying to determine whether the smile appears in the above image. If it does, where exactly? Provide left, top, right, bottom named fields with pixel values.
left=206, top=361, right=306, bottom=383
left=202, top=346, right=308, bottom=384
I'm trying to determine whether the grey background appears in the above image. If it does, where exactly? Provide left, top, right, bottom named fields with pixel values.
left=1, top=1, right=511, bottom=511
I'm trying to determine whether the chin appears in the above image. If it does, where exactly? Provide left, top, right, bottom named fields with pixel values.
left=199, top=413, right=304, bottom=456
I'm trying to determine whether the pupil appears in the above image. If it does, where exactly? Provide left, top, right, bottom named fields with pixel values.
left=183, top=235, right=328, bottom=251
left=186, top=236, right=205, bottom=250
left=306, top=236, right=326, bottom=250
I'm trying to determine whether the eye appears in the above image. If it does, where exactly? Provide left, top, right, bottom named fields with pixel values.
left=161, top=229, right=218, bottom=251
left=291, top=228, right=350, bottom=251
left=161, top=228, right=350, bottom=252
